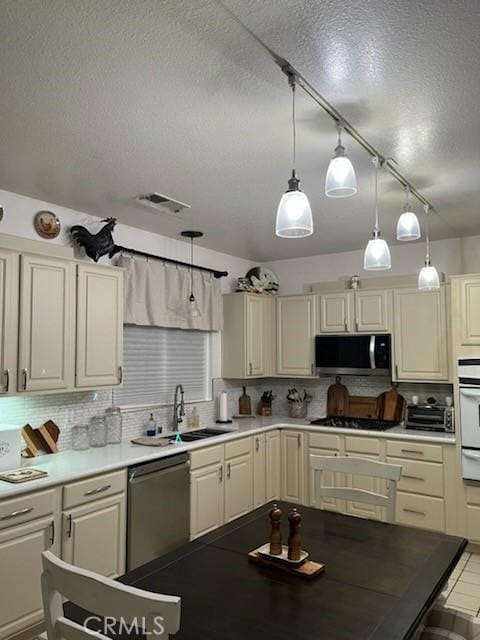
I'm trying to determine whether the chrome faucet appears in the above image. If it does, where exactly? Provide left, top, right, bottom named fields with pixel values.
left=173, top=384, right=185, bottom=432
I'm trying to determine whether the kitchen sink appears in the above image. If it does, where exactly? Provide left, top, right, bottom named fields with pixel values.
left=172, top=428, right=233, bottom=442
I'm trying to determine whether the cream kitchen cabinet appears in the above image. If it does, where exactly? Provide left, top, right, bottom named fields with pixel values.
left=318, top=289, right=390, bottom=334
left=281, top=430, right=305, bottom=504
left=455, top=276, right=480, bottom=346
left=276, top=295, right=316, bottom=377
left=266, top=429, right=281, bottom=501
left=224, top=438, right=253, bottom=522
left=393, top=287, right=449, bottom=381
left=190, top=454, right=225, bottom=539
left=61, top=470, right=127, bottom=578
left=253, top=434, right=266, bottom=508
left=0, top=249, right=19, bottom=395
left=344, top=437, right=384, bottom=521
left=222, top=293, right=275, bottom=378
left=76, top=263, right=124, bottom=388
left=0, top=489, right=59, bottom=640
left=18, top=254, right=76, bottom=392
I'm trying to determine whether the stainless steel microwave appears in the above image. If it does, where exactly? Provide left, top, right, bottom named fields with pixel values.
left=315, top=334, right=391, bottom=376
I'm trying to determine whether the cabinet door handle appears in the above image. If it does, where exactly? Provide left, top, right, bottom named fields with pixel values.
left=227, top=462, right=231, bottom=479
left=66, top=514, right=73, bottom=538
left=355, top=318, right=359, bottom=332
left=84, top=484, right=111, bottom=496
left=255, top=437, right=259, bottom=452
left=395, top=365, right=399, bottom=379
left=401, top=449, right=424, bottom=456
left=402, top=474, right=424, bottom=481
left=49, top=520, right=55, bottom=546
left=249, top=362, right=253, bottom=376
left=118, top=366, right=123, bottom=384
left=402, top=508, right=426, bottom=516
left=311, top=363, right=315, bottom=375
left=344, top=319, right=348, bottom=332
left=297, top=433, right=301, bottom=449
left=4, top=369, right=9, bottom=393
left=22, top=368, right=28, bottom=390
left=219, top=466, right=223, bottom=482
left=0, top=506, right=33, bottom=521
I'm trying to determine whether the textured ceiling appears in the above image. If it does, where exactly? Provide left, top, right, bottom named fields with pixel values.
left=0, top=0, right=478, bottom=261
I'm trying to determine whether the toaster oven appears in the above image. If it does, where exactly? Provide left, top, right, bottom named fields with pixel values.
left=405, top=404, right=454, bottom=432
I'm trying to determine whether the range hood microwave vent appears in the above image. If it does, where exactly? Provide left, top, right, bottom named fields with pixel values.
left=136, top=192, right=191, bottom=215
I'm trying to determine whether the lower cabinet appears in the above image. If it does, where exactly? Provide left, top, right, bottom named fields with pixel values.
left=0, top=489, right=59, bottom=640
left=253, top=434, right=266, bottom=508
left=281, top=430, right=305, bottom=504
left=266, top=430, right=281, bottom=502
left=62, top=493, right=126, bottom=578
left=224, top=447, right=253, bottom=522
left=190, top=461, right=225, bottom=538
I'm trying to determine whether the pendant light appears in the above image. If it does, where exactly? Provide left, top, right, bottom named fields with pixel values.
left=396, top=185, right=421, bottom=241
left=325, top=120, right=357, bottom=198
left=181, top=230, right=203, bottom=317
left=418, top=205, right=440, bottom=290
left=275, top=76, right=313, bottom=238
left=364, top=157, right=391, bottom=271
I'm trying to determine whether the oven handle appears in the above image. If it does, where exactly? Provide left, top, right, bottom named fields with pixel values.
left=460, top=389, right=480, bottom=398
left=463, top=450, right=480, bottom=461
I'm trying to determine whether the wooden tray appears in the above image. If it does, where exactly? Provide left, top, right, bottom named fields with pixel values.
left=255, top=543, right=308, bottom=565
left=248, top=550, right=325, bottom=579
left=0, top=468, right=48, bottom=483
left=131, top=436, right=173, bottom=447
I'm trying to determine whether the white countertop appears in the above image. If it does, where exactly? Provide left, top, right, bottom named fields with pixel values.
left=0, top=415, right=456, bottom=499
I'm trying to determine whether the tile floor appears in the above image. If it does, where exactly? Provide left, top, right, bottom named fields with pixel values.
left=444, top=551, right=480, bottom=615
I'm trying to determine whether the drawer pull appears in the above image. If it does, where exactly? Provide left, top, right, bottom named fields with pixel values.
left=402, top=474, right=424, bottom=481
left=218, top=466, right=223, bottom=483
left=402, top=508, right=426, bottom=516
left=0, top=506, right=33, bottom=520
left=401, top=449, right=424, bottom=456
left=84, top=484, right=111, bottom=496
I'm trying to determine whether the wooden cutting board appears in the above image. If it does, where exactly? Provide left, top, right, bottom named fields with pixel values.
left=326, top=377, right=349, bottom=417
left=376, top=386, right=406, bottom=422
left=238, top=386, right=252, bottom=416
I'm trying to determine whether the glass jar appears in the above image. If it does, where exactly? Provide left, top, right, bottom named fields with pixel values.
left=89, top=415, right=107, bottom=448
left=105, top=406, right=123, bottom=444
left=72, top=424, right=89, bottom=451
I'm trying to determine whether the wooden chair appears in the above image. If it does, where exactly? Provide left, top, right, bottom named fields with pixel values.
left=40, top=551, right=181, bottom=640
left=310, top=455, right=402, bottom=523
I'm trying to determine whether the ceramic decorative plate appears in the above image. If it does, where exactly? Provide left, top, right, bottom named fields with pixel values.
left=34, top=211, right=61, bottom=239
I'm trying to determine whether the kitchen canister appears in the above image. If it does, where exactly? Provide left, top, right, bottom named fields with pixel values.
left=89, top=415, right=107, bottom=448
left=0, top=424, right=22, bottom=471
left=105, top=406, right=123, bottom=444
left=72, top=424, right=90, bottom=451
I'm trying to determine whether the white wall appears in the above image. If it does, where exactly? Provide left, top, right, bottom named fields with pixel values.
left=263, top=237, right=465, bottom=294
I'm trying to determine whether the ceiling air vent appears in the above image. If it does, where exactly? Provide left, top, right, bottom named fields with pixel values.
left=135, top=192, right=191, bottom=215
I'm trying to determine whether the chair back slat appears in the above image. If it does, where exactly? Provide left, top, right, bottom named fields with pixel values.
left=310, top=455, right=402, bottom=524
left=41, top=551, right=180, bottom=640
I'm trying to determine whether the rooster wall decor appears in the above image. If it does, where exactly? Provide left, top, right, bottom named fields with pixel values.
left=70, top=217, right=117, bottom=262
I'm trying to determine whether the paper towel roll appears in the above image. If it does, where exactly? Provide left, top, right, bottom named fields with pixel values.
left=219, top=391, right=228, bottom=422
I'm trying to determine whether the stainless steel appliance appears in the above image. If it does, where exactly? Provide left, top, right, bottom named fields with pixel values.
left=127, top=452, right=190, bottom=571
left=458, top=358, right=480, bottom=480
left=310, top=416, right=397, bottom=431
left=315, top=334, right=391, bottom=376
left=405, top=404, right=454, bottom=432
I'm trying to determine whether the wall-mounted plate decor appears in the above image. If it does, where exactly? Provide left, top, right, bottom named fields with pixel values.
left=34, top=211, right=61, bottom=239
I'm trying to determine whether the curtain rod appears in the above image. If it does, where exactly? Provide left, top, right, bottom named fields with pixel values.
left=109, top=245, right=229, bottom=279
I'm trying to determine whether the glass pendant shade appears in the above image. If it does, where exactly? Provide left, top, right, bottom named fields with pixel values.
left=397, top=209, right=421, bottom=241
left=189, top=293, right=201, bottom=318
left=325, top=145, right=357, bottom=197
left=418, top=261, right=440, bottom=290
left=363, top=233, right=392, bottom=271
left=276, top=172, right=313, bottom=238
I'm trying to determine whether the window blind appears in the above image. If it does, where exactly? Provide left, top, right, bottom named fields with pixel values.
left=114, top=325, right=211, bottom=407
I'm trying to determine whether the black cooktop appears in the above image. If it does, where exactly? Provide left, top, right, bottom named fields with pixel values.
left=310, top=416, right=398, bottom=431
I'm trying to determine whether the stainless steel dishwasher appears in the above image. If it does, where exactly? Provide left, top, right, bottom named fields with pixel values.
left=127, top=452, right=190, bottom=571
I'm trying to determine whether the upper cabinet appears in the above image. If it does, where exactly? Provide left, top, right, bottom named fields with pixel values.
left=277, top=295, right=316, bottom=377
left=393, top=287, right=449, bottom=382
left=222, top=294, right=275, bottom=378
left=318, top=290, right=390, bottom=333
left=0, top=249, right=19, bottom=395
left=455, top=277, right=480, bottom=346
left=18, top=255, right=75, bottom=392
left=76, top=264, right=123, bottom=388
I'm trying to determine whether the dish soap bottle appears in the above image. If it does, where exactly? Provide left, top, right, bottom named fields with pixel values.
left=146, top=413, right=156, bottom=437
left=191, top=407, right=200, bottom=428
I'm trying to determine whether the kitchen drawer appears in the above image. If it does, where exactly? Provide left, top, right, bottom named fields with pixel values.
left=190, top=444, right=224, bottom=470
left=466, top=504, right=480, bottom=542
left=386, top=440, right=443, bottom=463
left=465, top=484, right=480, bottom=506
left=345, top=436, right=379, bottom=455
left=63, top=470, right=126, bottom=509
left=387, top=457, right=444, bottom=498
left=309, top=432, right=341, bottom=451
left=225, top=437, right=252, bottom=460
left=0, top=488, right=56, bottom=530
left=396, top=492, right=445, bottom=532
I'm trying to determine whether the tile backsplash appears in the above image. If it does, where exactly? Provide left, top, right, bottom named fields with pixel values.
left=0, top=376, right=453, bottom=453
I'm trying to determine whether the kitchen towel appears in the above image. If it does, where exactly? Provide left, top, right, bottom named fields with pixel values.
left=118, top=255, right=223, bottom=331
